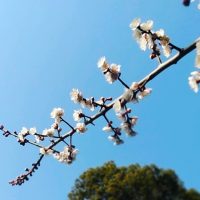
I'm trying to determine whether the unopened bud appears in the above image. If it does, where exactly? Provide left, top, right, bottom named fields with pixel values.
left=183, top=0, right=190, bottom=6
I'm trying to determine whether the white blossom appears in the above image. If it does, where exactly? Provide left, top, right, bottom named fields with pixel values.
left=35, top=135, right=41, bottom=143
left=73, top=109, right=83, bottom=122
left=146, top=34, right=154, bottom=49
left=29, top=127, right=37, bottom=135
left=54, top=146, right=78, bottom=164
left=162, top=45, right=171, bottom=58
left=133, top=29, right=142, bottom=42
left=121, top=122, right=137, bottom=137
left=42, top=128, right=55, bottom=137
left=70, top=88, right=83, bottom=103
left=20, top=127, right=28, bottom=135
left=188, top=71, right=200, bottom=93
left=138, top=88, right=152, bottom=100
left=156, top=29, right=165, bottom=37
left=191, top=71, right=200, bottom=79
left=105, top=64, right=121, bottom=84
left=130, top=82, right=139, bottom=91
left=81, top=99, right=95, bottom=111
left=108, top=135, right=124, bottom=145
left=50, top=107, right=64, bottom=120
left=76, top=123, right=87, bottom=133
left=130, top=116, right=138, bottom=125
left=122, top=89, right=138, bottom=103
left=113, top=100, right=122, bottom=113
left=129, top=18, right=141, bottom=30
left=116, top=113, right=126, bottom=121
left=195, top=40, right=200, bottom=68
left=97, top=56, right=109, bottom=72
left=40, top=148, right=53, bottom=155
left=140, top=20, right=153, bottom=32
left=17, top=127, right=28, bottom=142
left=102, top=126, right=112, bottom=132
left=139, top=34, right=147, bottom=51
left=18, top=133, right=25, bottom=142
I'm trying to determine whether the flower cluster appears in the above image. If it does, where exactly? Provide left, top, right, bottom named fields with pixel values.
left=98, top=57, right=121, bottom=84
left=113, top=104, right=138, bottom=137
left=70, top=89, right=95, bottom=111
left=130, top=18, right=171, bottom=58
left=50, top=107, right=64, bottom=124
left=120, top=82, right=152, bottom=104
left=17, top=127, right=37, bottom=145
left=53, top=146, right=78, bottom=164
left=102, top=121, right=123, bottom=145
left=102, top=98, right=138, bottom=145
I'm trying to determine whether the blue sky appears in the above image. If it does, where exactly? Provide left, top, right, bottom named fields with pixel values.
left=0, top=0, right=199, bottom=199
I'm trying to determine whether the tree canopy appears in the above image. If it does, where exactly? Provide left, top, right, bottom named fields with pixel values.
left=68, top=161, right=200, bottom=200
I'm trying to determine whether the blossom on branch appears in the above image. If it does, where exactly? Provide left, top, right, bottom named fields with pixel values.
left=70, top=89, right=83, bottom=103
left=53, top=146, right=78, bottom=164
left=50, top=107, right=64, bottom=124
left=137, top=88, right=152, bottom=100
left=76, top=123, right=87, bottom=133
left=130, top=18, right=172, bottom=58
left=42, top=128, right=55, bottom=137
left=39, top=147, right=53, bottom=155
left=188, top=71, right=200, bottom=93
left=73, top=109, right=84, bottom=122
left=97, top=57, right=121, bottom=84
left=108, top=135, right=124, bottom=145
left=195, top=40, right=200, bottom=68
left=97, top=56, right=109, bottom=72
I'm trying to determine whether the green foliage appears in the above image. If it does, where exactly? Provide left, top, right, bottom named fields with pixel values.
left=68, top=161, right=200, bottom=200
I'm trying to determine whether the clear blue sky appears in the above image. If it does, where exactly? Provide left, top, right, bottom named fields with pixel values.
left=0, top=0, right=199, bottom=199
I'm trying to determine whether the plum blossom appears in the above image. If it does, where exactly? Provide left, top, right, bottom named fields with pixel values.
left=140, top=20, right=154, bottom=32
left=121, top=116, right=138, bottom=137
left=130, top=82, right=139, bottom=91
left=162, top=45, right=171, bottom=58
left=108, top=135, right=124, bottom=145
left=39, top=148, right=53, bottom=155
left=29, top=127, right=37, bottom=135
left=97, top=57, right=109, bottom=72
left=50, top=108, right=64, bottom=124
left=137, top=88, right=152, bottom=100
left=102, top=125, right=112, bottom=132
left=129, top=18, right=141, bottom=30
left=130, top=19, right=154, bottom=51
left=53, top=146, right=78, bottom=164
left=17, top=127, right=29, bottom=143
left=81, top=98, right=95, bottom=111
left=73, top=109, right=84, bottom=122
left=195, top=40, right=200, bottom=68
left=76, top=123, right=87, bottom=133
left=116, top=113, right=126, bottom=121
left=121, top=122, right=137, bottom=137
left=113, top=100, right=122, bottom=113
left=70, top=89, right=83, bottom=103
left=97, top=57, right=121, bottom=84
left=42, top=128, right=55, bottom=137
left=188, top=71, right=200, bottom=93
left=104, top=64, right=121, bottom=84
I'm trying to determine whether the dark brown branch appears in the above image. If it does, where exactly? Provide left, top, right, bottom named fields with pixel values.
left=9, top=154, right=44, bottom=186
left=0, top=125, right=43, bottom=149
